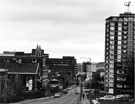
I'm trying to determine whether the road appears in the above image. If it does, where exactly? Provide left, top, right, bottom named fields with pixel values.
left=16, top=87, right=81, bottom=104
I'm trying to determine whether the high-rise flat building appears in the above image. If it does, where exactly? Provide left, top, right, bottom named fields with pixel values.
left=104, top=9, right=135, bottom=95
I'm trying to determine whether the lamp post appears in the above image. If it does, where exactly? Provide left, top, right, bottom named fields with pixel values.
left=48, top=70, right=51, bottom=97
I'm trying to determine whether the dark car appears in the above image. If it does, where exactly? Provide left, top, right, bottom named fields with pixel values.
left=63, top=89, right=68, bottom=94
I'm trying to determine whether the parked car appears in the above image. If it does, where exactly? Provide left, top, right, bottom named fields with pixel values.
left=98, top=95, right=115, bottom=100
left=115, top=94, right=132, bottom=101
left=54, top=93, right=61, bottom=98
left=115, top=94, right=124, bottom=100
left=92, top=99, right=100, bottom=104
left=67, top=87, right=72, bottom=90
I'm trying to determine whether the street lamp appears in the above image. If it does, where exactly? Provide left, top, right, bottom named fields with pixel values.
left=48, top=70, right=51, bottom=97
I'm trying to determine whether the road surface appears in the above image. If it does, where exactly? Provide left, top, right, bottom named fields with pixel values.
left=16, top=87, right=81, bottom=104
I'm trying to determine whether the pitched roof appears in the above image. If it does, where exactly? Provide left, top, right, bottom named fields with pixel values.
left=0, top=63, right=40, bottom=74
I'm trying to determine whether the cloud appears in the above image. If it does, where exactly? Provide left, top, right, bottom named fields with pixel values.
left=0, top=0, right=119, bottom=23
left=0, top=0, right=135, bottom=62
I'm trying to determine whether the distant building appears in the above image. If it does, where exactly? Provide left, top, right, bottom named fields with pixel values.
left=46, top=56, right=77, bottom=88
left=0, top=69, right=7, bottom=100
left=105, top=9, right=134, bottom=95
left=81, top=62, right=97, bottom=81
left=96, top=62, right=105, bottom=77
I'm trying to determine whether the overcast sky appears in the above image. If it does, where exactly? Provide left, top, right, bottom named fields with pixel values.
left=0, top=0, right=135, bottom=63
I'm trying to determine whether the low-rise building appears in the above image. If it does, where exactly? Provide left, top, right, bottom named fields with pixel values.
left=46, top=56, right=77, bottom=88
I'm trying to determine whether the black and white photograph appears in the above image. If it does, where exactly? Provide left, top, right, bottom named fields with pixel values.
left=0, top=0, right=134, bottom=104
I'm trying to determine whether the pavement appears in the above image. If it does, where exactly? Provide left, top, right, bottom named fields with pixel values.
left=81, top=98, right=90, bottom=104
left=81, top=92, right=91, bottom=104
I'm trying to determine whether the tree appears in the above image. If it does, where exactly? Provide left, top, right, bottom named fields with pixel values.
left=84, top=70, right=104, bottom=90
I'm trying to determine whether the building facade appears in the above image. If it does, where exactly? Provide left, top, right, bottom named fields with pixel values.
left=46, top=56, right=77, bottom=88
left=96, top=62, right=105, bottom=77
left=80, top=62, right=97, bottom=81
left=105, top=12, right=135, bottom=95
left=0, top=46, right=49, bottom=92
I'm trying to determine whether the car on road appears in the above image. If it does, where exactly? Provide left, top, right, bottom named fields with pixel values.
left=115, top=94, right=132, bottom=101
left=115, top=94, right=123, bottom=100
left=92, top=99, right=100, bottom=104
left=67, top=87, right=72, bottom=90
left=98, top=95, right=115, bottom=101
left=63, top=89, right=68, bottom=94
left=75, top=89, right=79, bottom=94
left=54, top=93, right=61, bottom=98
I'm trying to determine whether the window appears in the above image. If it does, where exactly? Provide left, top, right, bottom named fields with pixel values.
left=118, top=41, right=121, bottom=45
left=110, top=36, right=114, bottom=40
left=117, top=50, right=121, bottom=54
left=110, top=50, right=114, bottom=54
left=123, top=31, right=127, bottom=34
left=110, top=54, right=114, bottom=59
left=123, top=36, right=127, bottom=39
left=123, top=45, right=127, bottom=49
left=110, top=27, right=115, bottom=31
left=117, top=59, right=121, bottom=62
left=118, top=22, right=122, bottom=26
left=117, top=84, right=122, bottom=88
left=109, top=64, right=114, bottom=68
left=118, top=27, right=122, bottom=31
left=118, top=36, right=122, bottom=40
left=124, top=21, right=128, bottom=24
left=118, top=18, right=123, bottom=21
left=123, top=50, right=127, bottom=53
left=110, top=59, right=114, bottom=64
left=129, top=18, right=133, bottom=21
left=109, top=69, right=114, bottom=73
left=109, top=78, right=114, bottom=83
left=123, top=26, right=128, bottom=30
left=117, top=77, right=121, bottom=81
left=110, top=22, right=115, bottom=26
left=118, top=32, right=122, bottom=36
left=110, top=41, right=114, bottom=45
left=124, top=18, right=128, bottom=21
left=117, top=55, right=121, bottom=60
left=117, top=70, right=124, bottom=74
left=124, top=85, right=127, bottom=88
left=110, top=31, right=115, bottom=35
left=110, top=45, right=114, bottom=49
left=123, top=41, right=127, bottom=44
left=112, top=17, right=117, bottom=21
left=109, top=82, right=113, bottom=87
left=106, top=59, right=109, bottom=63
left=117, top=46, right=121, bottom=50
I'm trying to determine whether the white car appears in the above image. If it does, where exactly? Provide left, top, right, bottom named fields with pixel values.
left=54, top=93, right=61, bottom=98
left=98, top=95, right=115, bottom=100
left=115, top=94, right=124, bottom=100
left=92, top=100, right=100, bottom=104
